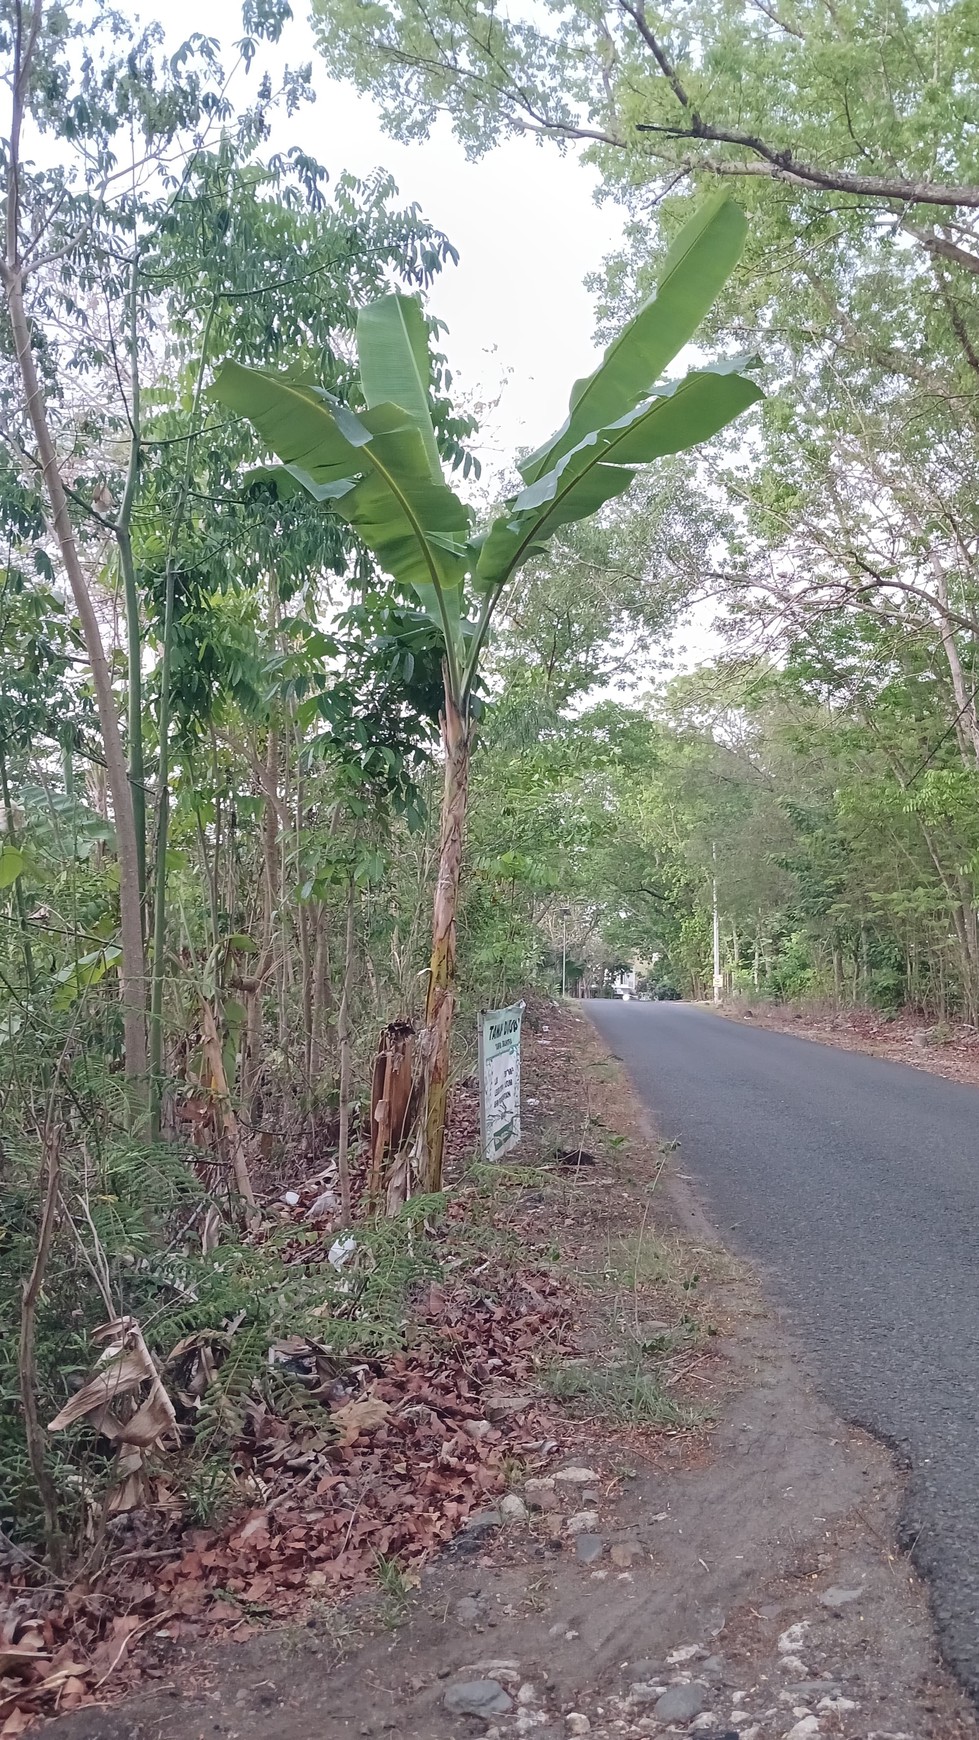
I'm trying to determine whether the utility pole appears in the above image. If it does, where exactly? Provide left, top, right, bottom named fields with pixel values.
left=560, top=907, right=570, bottom=997
left=712, top=842, right=721, bottom=1005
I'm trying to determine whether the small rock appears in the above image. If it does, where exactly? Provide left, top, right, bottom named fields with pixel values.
left=282, top=1189, right=301, bottom=1206
left=817, top=1696, right=857, bottom=1714
left=304, top=1187, right=338, bottom=1219
left=629, top=1682, right=667, bottom=1704
left=525, top=1478, right=558, bottom=1511
left=610, top=1541, right=643, bottom=1568
left=485, top=1393, right=533, bottom=1420
left=554, top=1467, right=600, bottom=1484
left=780, top=1655, right=810, bottom=1678
left=566, top=1717, right=591, bottom=1736
left=466, top=1508, right=504, bottom=1534
left=583, top=1489, right=601, bottom=1505
left=777, top=1623, right=809, bottom=1654
left=501, top=1494, right=528, bottom=1522
left=653, top=1683, right=707, bottom=1722
left=666, top=1644, right=703, bottom=1665
left=517, top=1682, right=537, bottom=1705
left=818, top=1586, right=863, bottom=1610
left=575, top=1534, right=604, bottom=1565
left=689, top=1715, right=723, bottom=1734
left=463, top=1419, right=493, bottom=1442
left=700, top=1655, right=725, bottom=1676
left=566, top=1511, right=600, bottom=1535
left=784, top=1719, right=819, bottom=1739
left=454, top=1595, right=485, bottom=1626
left=444, top=1679, right=514, bottom=1718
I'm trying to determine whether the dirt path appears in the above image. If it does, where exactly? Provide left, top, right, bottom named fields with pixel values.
left=43, top=1007, right=977, bottom=1740
left=717, top=1001, right=979, bottom=1089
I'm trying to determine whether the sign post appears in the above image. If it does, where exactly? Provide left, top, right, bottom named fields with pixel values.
left=478, top=1001, right=525, bottom=1163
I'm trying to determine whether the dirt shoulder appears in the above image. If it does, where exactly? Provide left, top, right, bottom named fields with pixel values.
left=38, top=1004, right=978, bottom=1740
left=714, top=1000, right=979, bottom=1089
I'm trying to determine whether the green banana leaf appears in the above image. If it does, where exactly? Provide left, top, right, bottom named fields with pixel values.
left=520, top=194, right=748, bottom=486
left=476, top=359, right=762, bottom=591
left=210, top=362, right=470, bottom=668
left=357, top=293, right=443, bottom=483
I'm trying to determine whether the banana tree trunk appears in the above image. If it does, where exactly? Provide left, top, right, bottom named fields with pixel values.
left=417, top=686, right=472, bottom=1195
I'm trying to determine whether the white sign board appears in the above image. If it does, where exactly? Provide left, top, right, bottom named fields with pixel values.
left=478, top=1001, right=524, bottom=1162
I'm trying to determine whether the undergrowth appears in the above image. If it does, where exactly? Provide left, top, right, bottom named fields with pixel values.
left=0, top=1095, right=450, bottom=1556
left=544, top=1356, right=701, bottom=1427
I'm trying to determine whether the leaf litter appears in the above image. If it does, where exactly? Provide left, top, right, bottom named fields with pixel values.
left=0, top=1112, right=575, bottom=1732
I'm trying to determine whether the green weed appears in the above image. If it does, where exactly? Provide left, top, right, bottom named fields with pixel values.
left=544, top=1358, right=702, bottom=1428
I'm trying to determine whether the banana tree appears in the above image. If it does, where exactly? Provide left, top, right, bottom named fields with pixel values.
left=211, top=193, right=763, bottom=1197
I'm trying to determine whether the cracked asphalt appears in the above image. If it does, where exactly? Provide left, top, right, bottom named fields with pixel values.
left=585, top=997, right=979, bottom=1700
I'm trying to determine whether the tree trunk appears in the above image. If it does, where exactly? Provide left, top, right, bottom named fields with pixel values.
left=4, top=272, right=148, bottom=1095
left=19, top=1122, right=64, bottom=1568
left=417, top=687, right=472, bottom=1196
left=336, top=874, right=356, bottom=1226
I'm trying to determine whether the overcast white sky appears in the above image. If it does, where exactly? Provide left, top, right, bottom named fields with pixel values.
left=163, top=2, right=626, bottom=470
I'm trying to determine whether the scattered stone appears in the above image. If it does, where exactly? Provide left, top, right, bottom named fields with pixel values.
left=818, top=1585, right=864, bottom=1610
left=566, top=1718, right=591, bottom=1736
left=462, top=1419, right=493, bottom=1442
left=575, top=1534, right=604, bottom=1565
left=566, top=1511, right=600, bottom=1535
left=304, top=1187, right=338, bottom=1219
left=610, top=1541, right=643, bottom=1568
left=630, top=1661, right=663, bottom=1681
left=784, top=1719, right=819, bottom=1739
left=700, top=1655, right=725, bottom=1676
left=817, top=1696, right=857, bottom=1714
left=666, top=1644, right=703, bottom=1665
left=454, top=1595, right=485, bottom=1626
left=777, top=1623, right=809, bottom=1654
left=485, top=1393, right=533, bottom=1421
left=525, top=1479, right=558, bottom=1511
left=583, top=1489, right=600, bottom=1505
left=629, top=1682, right=667, bottom=1704
left=501, top=1494, right=528, bottom=1523
left=653, top=1683, right=708, bottom=1722
left=444, top=1679, right=514, bottom=1718
left=554, top=1467, right=600, bottom=1485
left=689, top=1714, right=723, bottom=1734
left=780, top=1655, right=810, bottom=1678
left=517, top=1683, right=537, bottom=1705
left=465, top=1508, right=504, bottom=1534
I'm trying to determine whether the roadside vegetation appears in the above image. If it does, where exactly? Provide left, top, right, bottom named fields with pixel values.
left=3, top=0, right=979, bottom=1719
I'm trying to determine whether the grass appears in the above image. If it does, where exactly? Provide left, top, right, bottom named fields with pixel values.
left=544, top=1356, right=703, bottom=1428
left=374, top=1553, right=415, bottom=1628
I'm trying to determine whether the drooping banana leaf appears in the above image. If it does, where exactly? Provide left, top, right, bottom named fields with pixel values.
left=210, top=362, right=470, bottom=671
left=519, top=194, right=748, bottom=486
left=476, top=359, right=762, bottom=591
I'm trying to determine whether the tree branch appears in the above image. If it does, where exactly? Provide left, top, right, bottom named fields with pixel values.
left=635, top=122, right=979, bottom=212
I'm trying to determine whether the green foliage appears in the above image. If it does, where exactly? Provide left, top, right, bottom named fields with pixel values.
left=211, top=194, right=761, bottom=712
left=545, top=1357, right=697, bottom=1427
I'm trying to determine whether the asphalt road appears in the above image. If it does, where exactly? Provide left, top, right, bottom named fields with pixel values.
left=585, top=997, right=979, bottom=1695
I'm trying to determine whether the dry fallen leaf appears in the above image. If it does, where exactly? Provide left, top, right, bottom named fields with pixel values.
left=331, top=1397, right=390, bottom=1443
